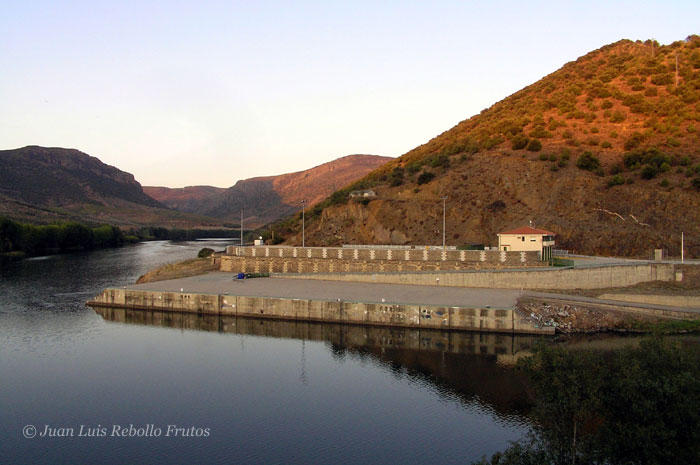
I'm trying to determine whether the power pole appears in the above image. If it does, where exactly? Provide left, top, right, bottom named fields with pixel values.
left=240, top=210, right=243, bottom=248
left=682, top=231, right=684, bottom=263
left=675, top=53, right=679, bottom=89
left=301, top=199, right=307, bottom=248
left=440, top=196, right=448, bottom=249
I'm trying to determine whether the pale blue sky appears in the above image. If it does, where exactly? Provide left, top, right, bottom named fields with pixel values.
left=1, top=1, right=698, bottom=187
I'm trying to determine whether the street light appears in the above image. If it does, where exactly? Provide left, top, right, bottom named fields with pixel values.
left=440, top=196, right=448, bottom=249
left=301, top=199, right=307, bottom=248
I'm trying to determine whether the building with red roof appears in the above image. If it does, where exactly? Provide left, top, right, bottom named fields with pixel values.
left=497, top=226, right=556, bottom=260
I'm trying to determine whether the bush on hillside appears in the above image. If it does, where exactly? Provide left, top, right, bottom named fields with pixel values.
left=526, top=139, right=543, bottom=152
left=608, top=174, right=625, bottom=187
left=641, top=164, right=659, bottom=179
left=576, top=151, right=601, bottom=171
left=417, top=171, right=435, bottom=185
left=511, top=134, right=529, bottom=150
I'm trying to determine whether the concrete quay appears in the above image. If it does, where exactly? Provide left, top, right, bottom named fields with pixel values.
left=87, top=272, right=553, bottom=335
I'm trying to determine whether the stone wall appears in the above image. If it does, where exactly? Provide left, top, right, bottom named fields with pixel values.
left=221, top=246, right=543, bottom=274
left=87, top=288, right=553, bottom=335
left=226, top=245, right=542, bottom=264
left=277, top=264, right=677, bottom=290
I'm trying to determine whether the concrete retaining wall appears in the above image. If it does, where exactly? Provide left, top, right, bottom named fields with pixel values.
left=276, top=264, right=676, bottom=290
left=87, top=288, right=552, bottom=335
left=225, top=246, right=542, bottom=266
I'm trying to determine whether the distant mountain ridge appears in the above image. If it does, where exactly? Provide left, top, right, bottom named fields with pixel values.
left=0, top=146, right=162, bottom=208
left=146, top=154, right=392, bottom=227
left=0, top=146, right=219, bottom=227
left=142, top=186, right=226, bottom=213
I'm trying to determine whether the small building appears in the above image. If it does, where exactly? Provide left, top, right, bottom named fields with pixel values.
left=349, top=189, right=377, bottom=198
left=497, top=226, right=556, bottom=260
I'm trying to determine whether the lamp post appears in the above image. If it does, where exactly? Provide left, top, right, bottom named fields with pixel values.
left=301, top=199, right=307, bottom=248
left=440, top=196, right=448, bottom=249
left=240, top=210, right=243, bottom=249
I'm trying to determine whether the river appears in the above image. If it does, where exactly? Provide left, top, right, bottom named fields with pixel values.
left=1, top=240, right=535, bottom=464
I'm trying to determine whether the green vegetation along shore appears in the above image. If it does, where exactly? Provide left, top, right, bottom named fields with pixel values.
left=475, top=337, right=700, bottom=465
left=0, top=216, right=240, bottom=258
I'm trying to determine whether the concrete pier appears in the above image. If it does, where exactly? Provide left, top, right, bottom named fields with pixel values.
left=87, top=273, right=554, bottom=335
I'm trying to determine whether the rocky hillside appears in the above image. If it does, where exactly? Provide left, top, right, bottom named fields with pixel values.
left=198, top=155, right=391, bottom=227
left=143, top=185, right=226, bottom=213
left=0, top=146, right=221, bottom=228
left=279, top=37, right=700, bottom=257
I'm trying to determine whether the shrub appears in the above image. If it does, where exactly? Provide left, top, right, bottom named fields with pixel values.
left=428, top=154, right=450, bottom=169
left=530, top=126, right=551, bottom=138
left=641, top=164, right=659, bottom=179
left=389, top=167, right=404, bottom=186
left=624, top=132, right=645, bottom=150
left=511, top=134, right=529, bottom=150
left=406, top=162, right=422, bottom=174
left=608, top=174, right=625, bottom=187
left=526, top=139, right=542, bottom=151
left=680, top=156, right=691, bottom=166
left=549, top=154, right=557, bottom=162
left=692, top=178, right=700, bottom=190
left=417, top=171, right=435, bottom=185
left=660, top=179, right=670, bottom=187
left=651, top=73, right=673, bottom=85
left=562, top=130, right=573, bottom=139
left=197, top=248, right=215, bottom=258
left=482, top=135, right=504, bottom=150
left=610, top=111, right=626, bottom=123
left=601, top=100, right=614, bottom=109
left=666, top=137, right=681, bottom=147
left=576, top=151, right=601, bottom=171
left=601, top=141, right=612, bottom=148
left=538, top=153, right=548, bottom=161
left=659, top=162, right=671, bottom=173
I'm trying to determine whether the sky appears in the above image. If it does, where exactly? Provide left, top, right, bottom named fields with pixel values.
left=1, top=1, right=698, bottom=188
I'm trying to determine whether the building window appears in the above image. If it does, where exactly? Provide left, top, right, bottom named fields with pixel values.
left=521, top=237, right=525, bottom=242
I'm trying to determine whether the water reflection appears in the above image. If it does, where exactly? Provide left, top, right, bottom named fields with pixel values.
left=93, top=307, right=539, bottom=418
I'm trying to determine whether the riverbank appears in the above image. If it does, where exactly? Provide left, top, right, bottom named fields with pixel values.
left=517, top=299, right=700, bottom=334
left=136, top=257, right=219, bottom=284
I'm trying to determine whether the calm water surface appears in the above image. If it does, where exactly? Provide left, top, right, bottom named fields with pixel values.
left=1, top=241, right=533, bottom=464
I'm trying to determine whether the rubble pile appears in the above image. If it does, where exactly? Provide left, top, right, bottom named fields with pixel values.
left=516, top=300, right=655, bottom=334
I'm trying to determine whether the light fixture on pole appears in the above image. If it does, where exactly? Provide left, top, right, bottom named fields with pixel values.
left=240, top=210, right=244, bottom=249
left=440, top=196, right=448, bottom=249
left=301, top=199, right=307, bottom=248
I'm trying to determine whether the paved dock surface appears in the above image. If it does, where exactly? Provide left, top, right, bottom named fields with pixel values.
left=127, top=272, right=521, bottom=308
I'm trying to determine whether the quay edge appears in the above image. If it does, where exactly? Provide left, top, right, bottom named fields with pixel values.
left=87, top=287, right=554, bottom=335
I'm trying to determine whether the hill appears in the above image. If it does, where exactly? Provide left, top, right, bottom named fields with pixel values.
left=277, top=36, right=700, bottom=257
left=0, top=146, right=222, bottom=228
left=143, top=186, right=226, bottom=213
left=187, top=155, right=391, bottom=228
